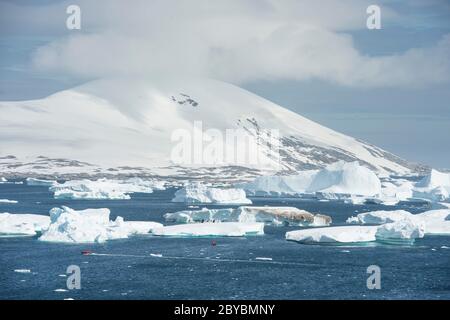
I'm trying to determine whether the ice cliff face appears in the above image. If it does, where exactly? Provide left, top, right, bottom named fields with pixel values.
left=0, top=77, right=423, bottom=180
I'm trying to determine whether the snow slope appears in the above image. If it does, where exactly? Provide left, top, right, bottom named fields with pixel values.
left=0, top=77, right=419, bottom=178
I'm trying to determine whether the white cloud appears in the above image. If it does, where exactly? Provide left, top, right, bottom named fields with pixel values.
left=15, top=0, right=449, bottom=87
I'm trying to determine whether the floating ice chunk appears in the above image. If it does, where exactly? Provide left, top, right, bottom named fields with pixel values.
left=236, top=206, right=331, bottom=226
left=172, top=182, right=251, bottom=204
left=255, top=257, right=273, bottom=261
left=415, top=209, right=450, bottom=235
left=241, top=161, right=381, bottom=198
left=26, top=178, right=57, bottom=187
left=164, top=206, right=331, bottom=227
left=49, top=178, right=163, bottom=200
left=0, top=199, right=18, bottom=204
left=0, top=177, right=7, bottom=183
left=346, top=210, right=413, bottom=225
left=39, top=206, right=162, bottom=243
left=164, top=208, right=237, bottom=223
left=375, top=218, right=425, bottom=242
left=14, top=269, right=31, bottom=273
left=286, top=226, right=378, bottom=244
left=152, top=222, right=264, bottom=237
left=413, top=170, right=450, bottom=201
left=0, top=213, right=50, bottom=236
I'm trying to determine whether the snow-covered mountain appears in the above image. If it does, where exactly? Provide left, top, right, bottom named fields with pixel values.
left=0, top=77, right=424, bottom=181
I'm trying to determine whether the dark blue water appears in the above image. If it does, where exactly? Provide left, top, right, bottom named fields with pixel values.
left=1, top=183, right=449, bottom=300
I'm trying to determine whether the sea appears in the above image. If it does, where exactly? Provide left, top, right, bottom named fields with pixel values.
left=0, top=182, right=449, bottom=300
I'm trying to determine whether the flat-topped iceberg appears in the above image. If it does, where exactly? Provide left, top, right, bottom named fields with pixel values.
left=235, top=206, right=331, bottom=226
left=164, top=206, right=331, bottom=226
left=152, top=222, right=264, bottom=237
left=39, top=206, right=162, bottom=243
left=347, top=209, right=450, bottom=235
left=375, top=219, right=425, bottom=242
left=172, top=183, right=251, bottom=204
left=286, top=226, right=378, bottom=244
left=0, top=213, right=50, bottom=236
left=346, top=210, right=413, bottom=224
left=286, top=220, right=425, bottom=244
left=413, top=169, right=450, bottom=201
left=241, top=161, right=381, bottom=198
left=26, top=178, right=57, bottom=187
left=49, top=178, right=164, bottom=200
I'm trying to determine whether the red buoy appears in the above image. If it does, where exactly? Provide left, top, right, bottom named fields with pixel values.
left=81, top=250, right=92, bottom=255
left=211, top=240, right=217, bottom=247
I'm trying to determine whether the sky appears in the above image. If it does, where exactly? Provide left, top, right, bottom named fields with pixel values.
left=0, top=0, right=449, bottom=168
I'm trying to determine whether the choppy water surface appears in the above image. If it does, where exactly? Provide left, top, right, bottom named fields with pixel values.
left=1, top=183, right=449, bottom=300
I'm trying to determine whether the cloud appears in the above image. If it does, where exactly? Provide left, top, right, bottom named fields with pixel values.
left=6, top=0, right=448, bottom=87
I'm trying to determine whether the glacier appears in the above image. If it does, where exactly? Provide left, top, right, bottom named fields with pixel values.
left=152, top=222, right=264, bottom=237
left=171, top=183, right=251, bottom=204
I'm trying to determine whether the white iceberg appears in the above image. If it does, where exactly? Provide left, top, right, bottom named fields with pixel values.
left=26, top=178, right=57, bottom=187
left=172, top=183, right=252, bottom=204
left=346, top=210, right=413, bottom=225
left=375, top=219, right=425, bottom=242
left=286, top=226, right=378, bottom=244
left=242, top=161, right=381, bottom=198
left=164, top=206, right=331, bottom=226
left=152, top=222, right=264, bottom=237
left=0, top=177, right=7, bottom=184
left=413, top=169, right=450, bottom=201
left=415, top=209, right=450, bottom=235
left=347, top=208, right=450, bottom=236
left=235, top=206, right=331, bottom=226
left=38, top=206, right=162, bottom=243
left=0, top=199, right=18, bottom=204
left=164, top=208, right=238, bottom=223
left=0, top=213, right=50, bottom=236
left=49, top=178, right=162, bottom=200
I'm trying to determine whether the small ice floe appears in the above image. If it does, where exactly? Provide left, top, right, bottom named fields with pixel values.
left=58, top=274, right=67, bottom=277
left=14, top=269, right=31, bottom=273
left=255, top=257, right=273, bottom=261
left=0, top=199, right=18, bottom=204
left=150, top=253, right=163, bottom=258
left=152, top=222, right=264, bottom=237
left=441, top=246, right=449, bottom=249
left=64, top=298, right=74, bottom=301
left=341, top=250, right=351, bottom=253
left=431, top=248, right=437, bottom=251
left=54, top=289, right=68, bottom=292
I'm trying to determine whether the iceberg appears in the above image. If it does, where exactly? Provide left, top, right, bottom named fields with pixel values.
left=0, top=177, right=7, bottom=184
left=346, top=210, right=413, bottom=225
left=235, top=206, right=331, bottom=226
left=413, top=169, right=450, bottom=201
left=241, top=161, right=381, bottom=198
left=152, top=222, right=264, bottom=237
left=26, top=178, right=57, bottom=187
left=347, top=208, right=450, bottom=236
left=49, top=178, right=163, bottom=200
left=375, top=219, right=425, bottom=242
left=415, top=209, right=450, bottom=235
left=38, top=206, right=162, bottom=243
left=172, top=183, right=252, bottom=204
left=0, top=213, right=50, bottom=236
left=164, top=206, right=331, bottom=226
left=164, top=208, right=238, bottom=223
left=286, top=226, right=378, bottom=244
